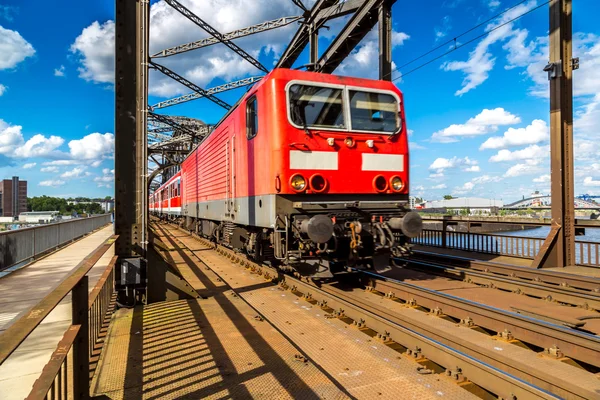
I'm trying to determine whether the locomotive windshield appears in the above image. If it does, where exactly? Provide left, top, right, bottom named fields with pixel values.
left=288, top=83, right=400, bottom=134
left=289, top=84, right=345, bottom=129
left=349, top=90, right=399, bottom=133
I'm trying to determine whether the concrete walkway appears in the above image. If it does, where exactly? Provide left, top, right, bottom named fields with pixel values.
left=0, top=225, right=114, bottom=400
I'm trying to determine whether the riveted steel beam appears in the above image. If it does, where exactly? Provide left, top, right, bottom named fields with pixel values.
left=150, top=76, right=263, bottom=110
left=150, top=61, right=232, bottom=110
left=164, top=0, right=269, bottom=73
left=152, top=17, right=301, bottom=58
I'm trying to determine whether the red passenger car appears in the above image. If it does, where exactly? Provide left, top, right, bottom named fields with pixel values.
left=152, top=68, right=422, bottom=277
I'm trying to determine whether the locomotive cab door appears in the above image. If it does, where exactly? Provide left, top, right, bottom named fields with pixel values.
left=226, top=135, right=236, bottom=217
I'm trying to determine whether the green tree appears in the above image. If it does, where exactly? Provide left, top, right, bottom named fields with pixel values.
left=443, top=195, right=454, bottom=200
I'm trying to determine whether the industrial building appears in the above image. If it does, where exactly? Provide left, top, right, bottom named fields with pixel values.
left=0, top=176, right=27, bottom=218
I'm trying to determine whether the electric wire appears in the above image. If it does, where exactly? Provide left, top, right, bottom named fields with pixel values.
left=387, top=0, right=550, bottom=81
left=390, top=0, right=550, bottom=82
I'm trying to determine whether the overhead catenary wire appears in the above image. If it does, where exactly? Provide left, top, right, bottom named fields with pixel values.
left=387, top=0, right=550, bottom=82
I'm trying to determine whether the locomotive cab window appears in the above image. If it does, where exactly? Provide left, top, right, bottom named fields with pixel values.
left=289, top=84, right=345, bottom=129
left=349, top=90, right=399, bottom=133
left=246, top=96, right=258, bottom=139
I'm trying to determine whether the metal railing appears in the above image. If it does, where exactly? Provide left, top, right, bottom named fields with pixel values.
left=0, top=235, right=117, bottom=400
left=413, top=228, right=600, bottom=266
left=0, top=214, right=112, bottom=270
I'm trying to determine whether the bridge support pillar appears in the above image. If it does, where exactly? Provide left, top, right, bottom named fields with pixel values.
left=540, top=0, right=575, bottom=268
left=114, top=0, right=149, bottom=296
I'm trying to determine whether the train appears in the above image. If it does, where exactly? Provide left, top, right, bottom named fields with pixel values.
left=150, top=68, right=422, bottom=278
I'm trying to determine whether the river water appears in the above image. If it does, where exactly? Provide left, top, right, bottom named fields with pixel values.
left=498, top=226, right=600, bottom=243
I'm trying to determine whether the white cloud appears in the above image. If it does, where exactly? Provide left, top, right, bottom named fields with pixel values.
left=94, top=168, right=114, bottom=188
left=409, top=142, right=426, bottom=150
left=441, top=0, right=537, bottom=95
left=337, top=29, right=409, bottom=80
left=431, top=184, right=447, bottom=190
left=464, top=165, right=480, bottom=172
left=431, top=108, right=520, bottom=142
left=68, top=132, right=114, bottom=160
left=0, top=119, right=24, bottom=154
left=583, top=177, right=600, bottom=187
left=504, top=163, right=542, bottom=177
left=41, top=166, right=59, bottom=173
left=14, top=134, right=64, bottom=158
left=434, top=16, right=452, bottom=42
left=43, top=160, right=81, bottom=166
left=39, top=180, right=66, bottom=187
left=488, top=0, right=501, bottom=10
left=61, top=166, right=87, bottom=179
left=489, top=144, right=549, bottom=162
left=70, top=1, right=324, bottom=96
left=54, top=65, right=66, bottom=77
left=453, top=174, right=502, bottom=194
left=23, top=162, right=36, bottom=169
left=70, top=21, right=115, bottom=84
left=0, top=25, right=35, bottom=70
left=0, top=83, right=6, bottom=96
left=480, top=119, right=548, bottom=150
left=533, top=174, right=550, bottom=183
left=429, top=156, right=478, bottom=171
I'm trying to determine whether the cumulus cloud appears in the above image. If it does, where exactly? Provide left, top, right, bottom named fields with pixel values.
left=39, top=180, right=66, bottom=187
left=94, top=168, right=114, bottom=188
left=431, top=108, right=520, bottom=142
left=0, top=25, right=35, bottom=70
left=533, top=174, right=550, bottom=183
left=68, top=132, right=114, bottom=160
left=431, top=184, right=447, bottom=190
left=43, top=160, right=80, bottom=166
left=441, top=0, right=537, bottom=96
left=429, top=156, right=478, bottom=177
left=23, top=162, right=36, bottom=169
left=488, top=0, right=501, bottom=10
left=337, top=28, right=409, bottom=80
left=14, top=134, right=64, bottom=158
left=464, top=165, right=480, bottom=172
left=70, top=21, right=115, bottom=84
left=479, top=119, right=548, bottom=150
left=453, top=174, right=502, bottom=194
left=41, top=166, right=59, bottom=173
left=489, top=144, right=548, bottom=162
left=583, top=177, right=600, bottom=187
left=505, top=163, right=543, bottom=177
left=61, top=166, right=87, bottom=179
left=0, top=83, right=6, bottom=96
left=0, top=119, right=25, bottom=154
left=54, top=65, right=66, bottom=77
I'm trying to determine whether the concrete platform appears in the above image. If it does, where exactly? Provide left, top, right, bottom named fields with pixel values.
left=0, top=224, right=114, bottom=400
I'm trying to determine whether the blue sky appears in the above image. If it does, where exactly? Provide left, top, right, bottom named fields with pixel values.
left=0, top=0, right=599, bottom=202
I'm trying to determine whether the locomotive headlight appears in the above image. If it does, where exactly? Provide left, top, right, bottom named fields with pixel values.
left=390, top=176, right=404, bottom=192
left=344, top=137, right=355, bottom=148
left=290, top=174, right=307, bottom=192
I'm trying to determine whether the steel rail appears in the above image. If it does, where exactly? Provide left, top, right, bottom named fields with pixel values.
left=357, top=269, right=600, bottom=368
left=403, top=257, right=600, bottom=311
left=155, top=223, right=577, bottom=400
left=412, top=250, right=600, bottom=292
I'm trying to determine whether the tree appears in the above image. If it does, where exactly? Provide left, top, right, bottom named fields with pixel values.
left=443, top=195, right=454, bottom=200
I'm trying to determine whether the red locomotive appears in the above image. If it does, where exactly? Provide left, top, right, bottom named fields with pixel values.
left=151, top=68, right=422, bottom=277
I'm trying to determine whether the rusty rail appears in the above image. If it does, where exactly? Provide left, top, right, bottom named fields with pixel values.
left=0, top=235, right=117, bottom=400
left=413, top=228, right=600, bottom=266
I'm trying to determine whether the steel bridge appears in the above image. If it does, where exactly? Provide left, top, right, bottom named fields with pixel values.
left=504, top=195, right=600, bottom=210
left=1, top=1, right=595, bottom=400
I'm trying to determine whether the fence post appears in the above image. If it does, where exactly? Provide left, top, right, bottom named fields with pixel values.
left=441, top=220, right=448, bottom=248
left=72, top=276, right=90, bottom=400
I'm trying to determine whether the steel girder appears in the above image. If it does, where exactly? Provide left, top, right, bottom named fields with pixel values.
left=150, top=76, right=263, bottom=110
left=276, top=0, right=369, bottom=69
left=150, top=61, right=232, bottom=110
left=164, top=0, right=269, bottom=73
left=314, top=0, right=397, bottom=74
left=152, top=17, right=301, bottom=59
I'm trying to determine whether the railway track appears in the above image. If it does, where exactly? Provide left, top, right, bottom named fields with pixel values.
left=152, top=222, right=600, bottom=400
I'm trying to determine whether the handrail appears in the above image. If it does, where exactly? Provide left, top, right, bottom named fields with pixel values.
left=0, top=235, right=117, bottom=364
left=0, top=214, right=111, bottom=237
left=420, top=215, right=600, bottom=227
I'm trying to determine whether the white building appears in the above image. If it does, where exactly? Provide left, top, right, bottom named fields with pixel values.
left=18, top=211, right=60, bottom=223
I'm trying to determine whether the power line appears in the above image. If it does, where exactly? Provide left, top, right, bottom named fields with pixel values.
left=392, top=0, right=550, bottom=81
